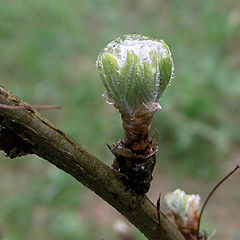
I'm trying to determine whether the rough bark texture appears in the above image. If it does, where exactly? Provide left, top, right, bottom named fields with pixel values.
left=0, top=85, right=185, bottom=240
left=110, top=140, right=157, bottom=194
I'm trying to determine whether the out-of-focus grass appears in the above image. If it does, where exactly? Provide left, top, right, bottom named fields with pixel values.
left=0, top=0, right=239, bottom=239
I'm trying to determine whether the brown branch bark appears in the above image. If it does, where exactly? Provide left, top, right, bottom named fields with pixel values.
left=0, top=103, right=61, bottom=110
left=0, top=85, right=185, bottom=240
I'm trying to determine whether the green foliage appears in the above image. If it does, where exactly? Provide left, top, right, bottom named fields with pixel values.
left=0, top=0, right=239, bottom=239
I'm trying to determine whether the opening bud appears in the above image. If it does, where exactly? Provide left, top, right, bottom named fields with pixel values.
left=96, top=34, right=174, bottom=115
left=97, top=34, right=174, bottom=153
left=164, top=189, right=201, bottom=236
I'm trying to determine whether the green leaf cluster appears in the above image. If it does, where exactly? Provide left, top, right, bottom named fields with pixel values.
left=96, top=34, right=174, bottom=114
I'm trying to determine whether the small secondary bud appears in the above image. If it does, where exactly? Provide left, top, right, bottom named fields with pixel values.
left=164, top=189, right=200, bottom=234
left=96, top=34, right=174, bottom=115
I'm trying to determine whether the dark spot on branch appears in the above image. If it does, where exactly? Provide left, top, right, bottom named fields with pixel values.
left=0, top=116, right=33, bottom=158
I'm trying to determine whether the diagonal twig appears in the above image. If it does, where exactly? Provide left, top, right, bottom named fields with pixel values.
left=197, top=165, right=240, bottom=239
left=0, top=85, right=185, bottom=240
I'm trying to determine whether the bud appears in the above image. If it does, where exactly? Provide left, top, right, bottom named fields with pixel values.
left=164, top=189, right=200, bottom=233
left=96, top=34, right=174, bottom=115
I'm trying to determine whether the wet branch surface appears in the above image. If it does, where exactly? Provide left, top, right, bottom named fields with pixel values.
left=0, top=85, right=184, bottom=240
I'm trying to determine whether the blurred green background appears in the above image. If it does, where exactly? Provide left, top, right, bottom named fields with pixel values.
left=0, top=0, right=240, bottom=239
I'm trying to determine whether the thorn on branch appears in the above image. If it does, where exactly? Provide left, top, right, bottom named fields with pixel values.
left=157, top=193, right=162, bottom=240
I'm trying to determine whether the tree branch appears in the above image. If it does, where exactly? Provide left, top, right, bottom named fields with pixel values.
left=0, top=85, right=185, bottom=240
